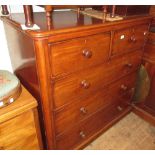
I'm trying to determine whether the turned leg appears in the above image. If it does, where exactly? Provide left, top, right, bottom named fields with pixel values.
left=1, top=5, right=9, bottom=15
left=111, top=5, right=116, bottom=18
left=103, top=5, right=108, bottom=21
left=23, top=5, right=34, bottom=27
left=44, top=5, right=53, bottom=29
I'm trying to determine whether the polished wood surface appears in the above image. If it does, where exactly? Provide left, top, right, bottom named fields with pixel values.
left=0, top=10, right=152, bottom=149
left=0, top=86, right=42, bottom=150
left=55, top=72, right=136, bottom=135
left=112, top=24, right=149, bottom=56
left=133, top=31, right=155, bottom=126
left=56, top=97, right=130, bottom=150
left=23, top=5, right=34, bottom=27
left=53, top=50, right=142, bottom=108
left=1, top=5, right=9, bottom=15
left=50, top=32, right=111, bottom=76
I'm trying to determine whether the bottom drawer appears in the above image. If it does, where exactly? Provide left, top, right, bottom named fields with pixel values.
left=56, top=97, right=130, bottom=150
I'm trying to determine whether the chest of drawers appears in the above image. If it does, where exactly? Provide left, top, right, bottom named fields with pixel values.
left=1, top=10, right=152, bottom=149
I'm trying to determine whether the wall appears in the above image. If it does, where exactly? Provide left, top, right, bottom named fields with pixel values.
left=0, top=5, right=44, bottom=72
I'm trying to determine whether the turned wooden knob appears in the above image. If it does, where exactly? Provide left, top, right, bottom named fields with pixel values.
left=82, top=49, right=92, bottom=58
left=80, top=107, right=87, bottom=114
left=144, top=31, right=148, bottom=36
left=117, top=106, right=123, bottom=111
left=125, top=63, right=133, bottom=68
left=120, top=84, right=128, bottom=91
left=80, top=80, right=90, bottom=89
left=130, top=35, right=137, bottom=42
left=79, top=131, right=86, bottom=138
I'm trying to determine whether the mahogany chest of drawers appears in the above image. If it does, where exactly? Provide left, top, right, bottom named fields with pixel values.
left=0, top=10, right=152, bottom=149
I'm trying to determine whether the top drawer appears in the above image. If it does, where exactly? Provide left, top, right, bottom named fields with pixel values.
left=112, top=24, right=149, bottom=56
left=50, top=32, right=111, bottom=76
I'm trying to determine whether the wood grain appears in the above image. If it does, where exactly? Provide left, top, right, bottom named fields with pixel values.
left=50, top=32, right=111, bottom=76
left=53, top=50, right=142, bottom=108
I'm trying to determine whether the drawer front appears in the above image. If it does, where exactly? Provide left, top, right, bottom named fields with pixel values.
left=112, top=28, right=133, bottom=55
left=50, top=33, right=111, bottom=76
left=112, top=24, right=148, bottom=56
left=133, top=24, right=149, bottom=49
left=55, top=98, right=129, bottom=150
left=54, top=72, right=137, bottom=135
left=53, top=50, right=142, bottom=108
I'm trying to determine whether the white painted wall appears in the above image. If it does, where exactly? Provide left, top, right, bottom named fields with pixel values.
left=0, top=5, right=44, bottom=72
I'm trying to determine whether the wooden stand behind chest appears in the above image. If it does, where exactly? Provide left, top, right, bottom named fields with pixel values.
left=0, top=86, right=43, bottom=150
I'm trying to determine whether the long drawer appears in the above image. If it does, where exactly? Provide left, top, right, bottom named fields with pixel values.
left=50, top=32, right=111, bottom=76
left=55, top=97, right=130, bottom=150
left=53, top=50, right=142, bottom=108
left=54, top=71, right=136, bottom=135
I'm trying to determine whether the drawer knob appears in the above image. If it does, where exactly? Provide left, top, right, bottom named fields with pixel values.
left=130, top=36, right=136, bottom=42
left=82, top=49, right=92, bottom=58
left=79, top=131, right=86, bottom=139
left=80, top=107, right=87, bottom=114
left=117, top=106, right=123, bottom=111
left=120, top=84, right=128, bottom=91
left=144, top=31, right=148, bottom=36
left=81, top=80, right=90, bottom=89
left=125, top=63, right=133, bottom=68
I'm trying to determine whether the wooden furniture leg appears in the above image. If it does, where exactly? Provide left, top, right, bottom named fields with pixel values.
left=23, top=5, right=34, bottom=27
left=111, top=5, right=116, bottom=18
left=1, top=5, right=9, bottom=15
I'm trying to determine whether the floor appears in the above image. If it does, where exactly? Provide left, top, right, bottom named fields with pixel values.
left=84, top=112, right=155, bottom=150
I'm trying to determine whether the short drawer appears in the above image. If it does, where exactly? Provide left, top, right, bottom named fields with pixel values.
left=112, top=24, right=148, bottom=56
left=53, top=50, right=142, bottom=108
left=55, top=98, right=130, bottom=150
left=50, top=32, right=111, bottom=76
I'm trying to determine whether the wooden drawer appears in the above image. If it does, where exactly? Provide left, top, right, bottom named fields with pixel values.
left=50, top=32, right=111, bottom=76
left=0, top=110, right=40, bottom=150
left=53, top=50, right=142, bottom=108
left=55, top=98, right=130, bottom=150
left=133, top=24, right=149, bottom=49
left=112, top=24, right=148, bottom=56
left=54, top=71, right=136, bottom=135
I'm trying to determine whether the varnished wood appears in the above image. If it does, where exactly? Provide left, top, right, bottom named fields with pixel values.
left=111, top=5, right=116, bottom=18
left=23, top=5, right=34, bottom=27
left=34, top=40, right=56, bottom=149
left=112, top=24, right=149, bottom=56
left=134, top=30, right=155, bottom=126
left=53, top=50, right=142, bottom=108
left=56, top=97, right=130, bottom=149
left=0, top=86, right=42, bottom=150
left=50, top=32, right=111, bottom=76
left=55, top=72, right=136, bottom=135
left=1, top=5, right=9, bottom=15
left=0, top=9, right=152, bottom=150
